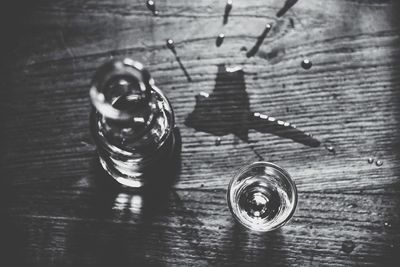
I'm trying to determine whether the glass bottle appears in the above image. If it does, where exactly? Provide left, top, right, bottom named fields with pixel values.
left=89, top=58, right=177, bottom=188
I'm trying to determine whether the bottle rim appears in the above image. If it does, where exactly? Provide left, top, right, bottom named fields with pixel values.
left=90, top=58, right=153, bottom=121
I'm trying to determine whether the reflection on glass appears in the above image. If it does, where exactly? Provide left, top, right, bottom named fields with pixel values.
left=114, top=193, right=143, bottom=214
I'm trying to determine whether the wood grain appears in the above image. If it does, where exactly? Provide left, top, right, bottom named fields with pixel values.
left=1, top=0, right=400, bottom=266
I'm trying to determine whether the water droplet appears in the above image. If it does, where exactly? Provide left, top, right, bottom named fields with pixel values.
left=347, top=203, right=358, bottom=208
left=376, top=160, right=383, bottom=167
left=215, top=137, right=221, bottom=146
left=341, top=240, right=355, bottom=254
left=384, top=222, right=392, bottom=229
left=246, top=24, right=272, bottom=58
left=166, top=39, right=174, bottom=49
left=226, top=66, right=242, bottom=72
left=166, top=39, right=192, bottom=82
left=289, top=17, right=295, bottom=28
left=216, top=33, right=225, bottom=47
left=146, top=0, right=159, bottom=16
left=277, top=0, right=299, bottom=17
left=301, top=59, right=312, bottom=70
left=223, top=0, right=233, bottom=25
left=146, top=0, right=155, bottom=10
left=166, top=39, right=176, bottom=54
left=367, top=157, right=374, bottom=164
left=325, top=145, right=335, bottom=154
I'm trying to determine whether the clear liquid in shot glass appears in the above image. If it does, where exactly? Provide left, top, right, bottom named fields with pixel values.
left=227, top=162, right=297, bottom=232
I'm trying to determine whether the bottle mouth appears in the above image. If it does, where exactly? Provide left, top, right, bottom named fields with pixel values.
left=90, top=58, right=153, bottom=121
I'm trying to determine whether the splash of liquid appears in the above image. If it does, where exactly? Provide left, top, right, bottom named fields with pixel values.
left=215, top=137, right=222, bottom=146
left=325, top=145, right=335, bottom=153
left=341, top=240, right=355, bottom=254
left=185, top=64, right=320, bottom=147
left=246, top=24, right=272, bottom=58
left=166, top=39, right=192, bottom=82
left=301, top=59, right=312, bottom=70
left=252, top=113, right=320, bottom=147
left=276, top=0, right=298, bottom=18
left=146, top=0, right=159, bottom=16
left=323, top=140, right=336, bottom=154
left=216, top=33, right=225, bottom=47
left=166, top=39, right=176, bottom=54
left=223, top=0, right=233, bottom=25
left=384, top=222, right=392, bottom=229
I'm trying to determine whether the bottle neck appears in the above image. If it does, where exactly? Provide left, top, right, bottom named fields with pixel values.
left=90, top=58, right=153, bottom=122
left=89, top=58, right=159, bottom=141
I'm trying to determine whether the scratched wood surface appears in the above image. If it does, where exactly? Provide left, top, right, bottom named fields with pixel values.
left=1, top=0, right=400, bottom=266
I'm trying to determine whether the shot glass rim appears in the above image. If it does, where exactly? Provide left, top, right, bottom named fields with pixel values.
left=227, top=161, right=298, bottom=232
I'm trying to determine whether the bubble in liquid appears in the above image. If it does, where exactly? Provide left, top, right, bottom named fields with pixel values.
left=301, top=59, right=312, bottom=70
left=341, top=240, right=355, bottom=254
left=376, top=160, right=383, bottom=167
left=367, top=157, right=374, bottom=164
left=216, top=33, right=225, bottom=47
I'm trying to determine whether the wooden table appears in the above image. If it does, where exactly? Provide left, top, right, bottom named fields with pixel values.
left=1, top=0, right=399, bottom=266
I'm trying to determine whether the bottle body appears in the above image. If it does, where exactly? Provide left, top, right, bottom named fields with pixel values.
left=89, top=59, right=176, bottom=187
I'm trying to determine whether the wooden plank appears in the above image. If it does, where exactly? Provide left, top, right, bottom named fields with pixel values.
left=1, top=0, right=400, bottom=265
left=3, top=186, right=400, bottom=266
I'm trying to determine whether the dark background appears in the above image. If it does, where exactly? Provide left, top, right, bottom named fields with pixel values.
left=0, top=0, right=400, bottom=266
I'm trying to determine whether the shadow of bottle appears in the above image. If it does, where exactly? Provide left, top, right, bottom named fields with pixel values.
left=63, top=128, right=182, bottom=266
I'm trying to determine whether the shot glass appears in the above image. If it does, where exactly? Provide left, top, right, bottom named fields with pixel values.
left=227, top=162, right=297, bottom=232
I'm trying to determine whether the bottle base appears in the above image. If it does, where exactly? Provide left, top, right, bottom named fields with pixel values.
left=97, top=127, right=181, bottom=188
left=98, top=156, right=145, bottom=188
